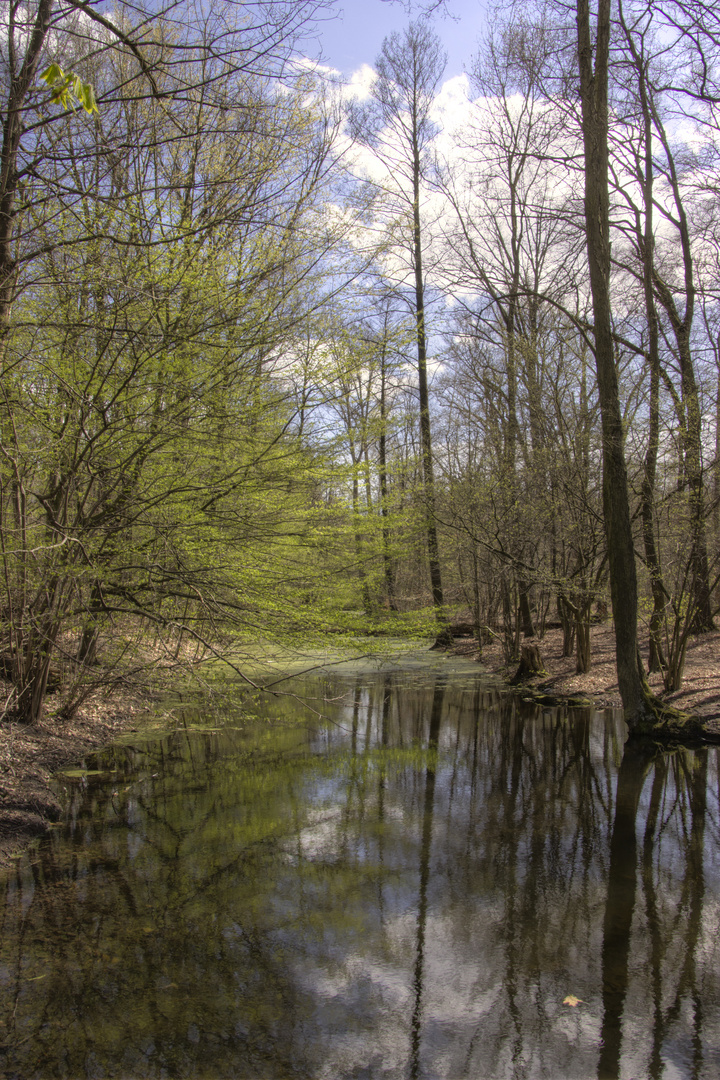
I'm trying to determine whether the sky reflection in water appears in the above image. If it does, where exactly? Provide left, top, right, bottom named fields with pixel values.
left=0, top=670, right=719, bottom=1079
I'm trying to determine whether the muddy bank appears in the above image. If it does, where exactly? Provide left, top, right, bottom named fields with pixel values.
left=452, top=622, right=720, bottom=737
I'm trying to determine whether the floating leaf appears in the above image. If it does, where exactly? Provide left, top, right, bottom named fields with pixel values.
left=563, top=994, right=583, bottom=1007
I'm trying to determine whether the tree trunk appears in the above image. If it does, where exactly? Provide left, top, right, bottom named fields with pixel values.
left=627, top=28, right=668, bottom=672
left=378, top=351, right=397, bottom=610
left=640, top=348, right=668, bottom=674
left=576, top=600, right=592, bottom=675
left=518, top=580, right=535, bottom=638
left=412, top=152, right=445, bottom=619
left=576, top=0, right=646, bottom=723
left=352, top=467, right=371, bottom=615
left=558, top=594, right=576, bottom=658
left=472, top=544, right=483, bottom=658
left=502, top=577, right=519, bottom=663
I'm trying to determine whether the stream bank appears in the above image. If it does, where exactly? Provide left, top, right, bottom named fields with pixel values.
left=0, top=688, right=155, bottom=868
left=451, top=621, right=720, bottom=737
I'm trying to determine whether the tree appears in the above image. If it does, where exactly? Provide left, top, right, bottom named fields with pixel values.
left=576, top=0, right=649, bottom=723
left=439, top=17, right=601, bottom=661
left=616, top=0, right=715, bottom=635
left=352, top=20, right=448, bottom=625
left=0, top=0, right=346, bottom=723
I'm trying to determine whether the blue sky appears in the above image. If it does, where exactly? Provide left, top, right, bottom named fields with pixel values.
left=309, top=0, right=488, bottom=80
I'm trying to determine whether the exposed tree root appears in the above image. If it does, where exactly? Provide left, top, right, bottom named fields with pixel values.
left=630, top=691, right=707, bottom=745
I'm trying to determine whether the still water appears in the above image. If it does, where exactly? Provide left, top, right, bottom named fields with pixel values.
left=1, top=664, right=719, bottom=1079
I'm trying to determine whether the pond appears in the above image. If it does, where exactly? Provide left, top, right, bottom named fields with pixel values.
left=0, top=661, right=719, bottom=1079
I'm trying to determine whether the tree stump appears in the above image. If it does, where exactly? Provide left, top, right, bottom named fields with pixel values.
left=430, top=626, right=454, bottom=650
left=511, top=643, right=546, bottom=685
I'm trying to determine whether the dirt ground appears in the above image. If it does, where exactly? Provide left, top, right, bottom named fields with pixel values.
left=1, top=622, right=719, bottom=870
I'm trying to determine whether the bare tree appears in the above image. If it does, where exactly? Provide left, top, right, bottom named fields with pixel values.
left=352, top=20, right=448, bottom=626
left=440, top=16, right=592, bottom=655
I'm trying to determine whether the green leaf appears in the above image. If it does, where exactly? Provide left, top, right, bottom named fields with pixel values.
left=39, top=64, right=98, bottom=115
left=79, top=82, right=98, bottom=115
left=40, top=63, right=64, bottom=86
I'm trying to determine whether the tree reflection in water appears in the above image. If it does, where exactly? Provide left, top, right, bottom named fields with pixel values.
left=0, top=670, right=718, bottom=1079
left=410, top=679, right=444, bottom=1080
left=599, top=738, right=715, bottom=1080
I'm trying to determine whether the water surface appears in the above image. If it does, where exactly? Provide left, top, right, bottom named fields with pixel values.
left=1, top=667, right=719, bottom=1078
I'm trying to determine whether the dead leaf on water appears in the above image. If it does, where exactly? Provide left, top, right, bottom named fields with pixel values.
left=563, top=994, right=583, bottom=1007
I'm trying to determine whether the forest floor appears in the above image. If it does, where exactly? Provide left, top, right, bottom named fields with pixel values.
left=1, top=621, right=719, bottom=869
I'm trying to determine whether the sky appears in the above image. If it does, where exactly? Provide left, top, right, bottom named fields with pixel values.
left=306, top=0, right=488, bottom=81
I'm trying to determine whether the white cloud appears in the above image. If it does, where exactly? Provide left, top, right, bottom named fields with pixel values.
left=343, top=62, right=377, bottom=102
left=430, top=74, right=473, bottom=138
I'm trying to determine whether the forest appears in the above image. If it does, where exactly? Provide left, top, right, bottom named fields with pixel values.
left=1, top=0, right=719, bottom=729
